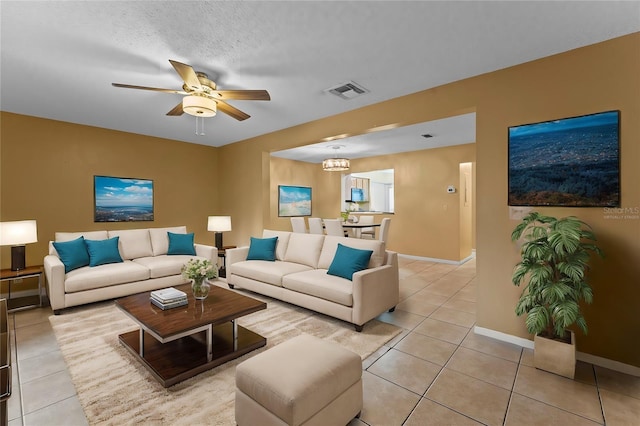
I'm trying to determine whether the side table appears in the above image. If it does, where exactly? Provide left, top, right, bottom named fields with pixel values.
left=217, top=245, right=236, bottom=278
left=0, top=299, right=11, bottom=426
left=0, top=265, right=44, bottom=313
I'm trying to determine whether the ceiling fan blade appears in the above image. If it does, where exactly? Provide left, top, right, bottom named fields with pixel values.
left=217, top=100, right=250, bottom=121
left=112, top=83, right=187, bottom=95
left=166, top=102, right=184, bottom=116
left=212, top=90, right=271, bottom=101
left=169, top=59, right=203, bottom=91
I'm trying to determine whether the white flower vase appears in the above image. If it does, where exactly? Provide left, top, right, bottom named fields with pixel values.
left=191, top=278, right=211, bottom=300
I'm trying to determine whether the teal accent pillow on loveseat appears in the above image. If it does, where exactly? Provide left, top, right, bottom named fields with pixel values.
left=327, top=243, right=373, bottom=281
left=247, top=236, right=278, bottom=261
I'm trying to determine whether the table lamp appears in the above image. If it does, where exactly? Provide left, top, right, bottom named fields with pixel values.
left=0, top=220, right=38, bottom=271
left=207, top=216, right=232, bottom=248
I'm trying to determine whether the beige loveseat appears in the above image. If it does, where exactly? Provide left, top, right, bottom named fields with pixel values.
left=226, top=230, right=399, bottom=331
left=44, top=226, right=216, bottom=314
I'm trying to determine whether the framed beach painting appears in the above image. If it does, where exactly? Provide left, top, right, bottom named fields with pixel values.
left=94, top=175, right=154, bottom=222
left=278, top=185, right=312, bottom=217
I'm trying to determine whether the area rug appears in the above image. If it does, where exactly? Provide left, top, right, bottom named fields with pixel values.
left=49, top=293, right=401, bottom=425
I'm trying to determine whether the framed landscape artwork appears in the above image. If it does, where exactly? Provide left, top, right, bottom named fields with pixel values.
left=508, top=110, right=620, bottom=207
left=94, top=175, right=154, bottom=222
left=278, top=185, right=312, bottom=217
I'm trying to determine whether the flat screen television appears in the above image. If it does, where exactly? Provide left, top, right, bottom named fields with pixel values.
left=508, top=110, right=620, bottom=207
left=351, top=188, right=366, bottom=202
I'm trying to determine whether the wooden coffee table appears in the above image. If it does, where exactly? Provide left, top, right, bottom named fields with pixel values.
left=115, top=283, right=267, bottom=387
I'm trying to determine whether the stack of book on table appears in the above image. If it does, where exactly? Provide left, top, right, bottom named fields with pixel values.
left=150, top=287, right=188, bottom=310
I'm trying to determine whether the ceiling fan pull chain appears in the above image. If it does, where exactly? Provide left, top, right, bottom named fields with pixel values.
left=195, top=117, right=206, bottom=136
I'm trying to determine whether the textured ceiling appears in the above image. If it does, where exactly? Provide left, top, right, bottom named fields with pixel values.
left=1, top=1, right=639, bottom=155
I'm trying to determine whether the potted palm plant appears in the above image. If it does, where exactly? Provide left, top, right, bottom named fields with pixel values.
left=511, top=212, right=603, bottom=378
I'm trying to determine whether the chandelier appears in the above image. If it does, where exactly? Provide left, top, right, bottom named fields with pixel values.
left=322, top=145, right=350, bottom=171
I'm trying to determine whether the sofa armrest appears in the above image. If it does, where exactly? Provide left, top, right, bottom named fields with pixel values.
left=227, top=246, right=249, bottom=270
left=351, top=251, right=399, bottom=326
left=195, top=244, right=216, bottom=263
left=44, top=255, right=66, bottom=312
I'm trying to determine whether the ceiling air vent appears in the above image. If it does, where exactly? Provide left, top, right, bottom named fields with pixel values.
left=325, top=81, right=369, bottom=100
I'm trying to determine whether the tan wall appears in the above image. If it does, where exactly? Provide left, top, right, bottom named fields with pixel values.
left=1, top=33, right=638, bottom=367
left=0, top=113, right=220, bottom=268
left=267, top=146, right=476, bottom=259
left=475, top=34, right=640, bottom=367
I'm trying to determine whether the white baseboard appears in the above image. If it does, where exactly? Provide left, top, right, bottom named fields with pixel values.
left=474, top=326, right=640, bottom=377
left=398, top=251, right=475, bottom=266
left=474, top=326, right=534, bottom=349
left=576, top=352, right=640, bottom=377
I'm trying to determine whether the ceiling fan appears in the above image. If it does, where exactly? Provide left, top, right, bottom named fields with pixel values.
left=112, top=59, right=270, bottom=121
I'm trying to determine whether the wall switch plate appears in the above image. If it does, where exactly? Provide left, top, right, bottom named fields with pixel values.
left=509, top=206, right=533, bottom=220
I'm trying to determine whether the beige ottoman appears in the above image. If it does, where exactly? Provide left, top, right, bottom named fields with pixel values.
left=235, top=334, right=363, bottom=426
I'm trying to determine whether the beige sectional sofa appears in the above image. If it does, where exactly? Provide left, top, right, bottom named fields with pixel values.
left=44, top=226, right=216, bottom=313
left=226, top=230, right=399, bottom=331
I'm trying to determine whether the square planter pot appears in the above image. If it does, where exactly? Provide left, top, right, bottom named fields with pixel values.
left=534, top=331, right=576, bottom=379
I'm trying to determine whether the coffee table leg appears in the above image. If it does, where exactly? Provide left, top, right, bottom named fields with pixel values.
left=233, top=319, right=238, bottom=351
left=139, top=328, right=144, bottom=357
left=207, top=325, right=212, bottom=362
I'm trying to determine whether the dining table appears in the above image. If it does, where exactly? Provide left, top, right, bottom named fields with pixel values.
left=341, top=222, right=381, bottom=238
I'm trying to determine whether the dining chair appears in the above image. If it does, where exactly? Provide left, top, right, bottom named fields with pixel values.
left=308, top=217, right=324, bottom=234
left=323, top=219, right=346, bottom=237
left=290, top=217, right=307, bottom=233
left=378, top=218, right=391, bottom=243
left=358, top=215, right=375, bottom=239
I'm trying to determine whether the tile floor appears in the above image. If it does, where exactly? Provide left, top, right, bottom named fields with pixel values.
left=6, top=257, right=640, bottom=425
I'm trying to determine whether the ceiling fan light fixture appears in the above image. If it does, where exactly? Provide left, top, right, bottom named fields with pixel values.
left=183, top=95, right=217, bottom=117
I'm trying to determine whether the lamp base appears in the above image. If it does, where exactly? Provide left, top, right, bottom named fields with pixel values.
left=11, top=245, right=26, bottom=271
left=215, top=232, right=223, bottom=249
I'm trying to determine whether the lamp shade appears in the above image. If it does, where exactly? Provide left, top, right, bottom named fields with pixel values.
left=207, top=216, right=232, bottom=232
left=0, top=220, right=38, bottom=246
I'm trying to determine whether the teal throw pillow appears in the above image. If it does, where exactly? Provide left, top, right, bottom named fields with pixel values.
left=53, top=237, right=90, bottom=273
left=327, top=243, right=373, bottom=281
left=85, top=237, right=123, bottom=267
left=167, top=232, right=196, bottom=256
left=247, top=236, right=278, bottom=261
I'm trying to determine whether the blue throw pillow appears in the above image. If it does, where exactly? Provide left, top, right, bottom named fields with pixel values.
left=246, top=236, right=278, bottom=261
left=85, top=237, right=123, bottom=267
left=327, top=243, right=373, bottom=281
left=167, top=232, right=197, bottom=256
left=53, top=237, right=90, bottom=273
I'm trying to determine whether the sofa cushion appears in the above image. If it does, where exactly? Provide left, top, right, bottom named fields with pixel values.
left=52, top=237, right=90, bottom=273
left=149, top=226, right=188, bottom=256
left=327, top=243, right=373, bottom=281
left=318, top=236, right=385, bottom=270
left=247, top=237, right=278, bottom=261
left=167, top=232, right=197, bottom=256
left=85, top=237, right=124, bottom=267
left=108, top=229, right=153, bottom=260
left=262, top=230, right=291, bottom=261
left=283, top=233, right=324, bottom=268
left=231, top=260, right=313, bottom=287
left=134, top=255, right=207, bottom=279
left=64, top=261, right=150, bottom=293
left=283, top=269, right=354, bottom=307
